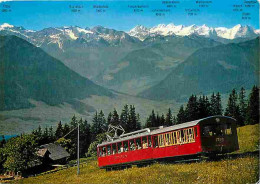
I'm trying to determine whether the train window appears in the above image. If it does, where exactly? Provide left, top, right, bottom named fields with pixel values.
left=168, top=132, right=173, bottom=145
left=107, top=145, right=111, bottom=155
left=142, top=136, right=148, bottom=149
left=102, top=146, right=106, bottom=157
left=180, top=130, right=185, bottom=144
left=130, top=139, right=135, bottom=151
left=172, top=132, right=176, bottom=145
left=189, top=128, right=195, bottom=142
left=112, top=144, right=117, bottom=154
left=117, top=142, right=123, bottom=153
left=165, top=133, right=170, bottom=146
left=148, top=136, right=152, bottom=147
left=186, top=129, right=189, bottom=143
left=159, top=134, right=165, bottom=147
left=123, top=141, right=128, bottom=152
left=176, top=131, right=181, bottom=144
left=136, top=138, right=142, bottom=150
left=153, top=136, right=159, bottom=148
left=164, top=134, right=168, bottom=146
left=182, top=129, right=187, bottom=143
left=202, top=124, right=233, bottom=137
left=202, top=126, right=213, bottom=136
left=185, top=128, right=194, bottom=143
left=225, top=124, right=232, bottom=135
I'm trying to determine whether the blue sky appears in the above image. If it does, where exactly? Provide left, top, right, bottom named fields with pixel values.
left=0, top=0, right=259, bottom=31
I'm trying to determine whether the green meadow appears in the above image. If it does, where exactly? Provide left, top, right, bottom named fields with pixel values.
left=14, top=124, right=259, bottom=184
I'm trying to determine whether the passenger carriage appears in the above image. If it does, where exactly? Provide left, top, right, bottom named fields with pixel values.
left=97, top=116, right=239, bottom=169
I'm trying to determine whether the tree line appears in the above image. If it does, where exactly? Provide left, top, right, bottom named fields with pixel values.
left=144, top=86, right=259, bottom=128
left=0, top=86, right=258, bottom=173
left=0, top=105, right=141, bottom=173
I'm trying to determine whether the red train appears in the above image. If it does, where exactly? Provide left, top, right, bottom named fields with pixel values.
left=97, top=116, right=239, bottom=169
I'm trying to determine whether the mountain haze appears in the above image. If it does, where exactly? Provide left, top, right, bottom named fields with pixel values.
left=96, top=35, right=220, bottom=94
left=139, top=37, right=259, bottom=101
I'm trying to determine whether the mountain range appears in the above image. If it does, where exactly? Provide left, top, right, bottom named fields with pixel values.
left=129, top=23, right=260, bottom=41
left=0, top=35, right=112, bottom=111
left=96, top=35, right=220, bottom=94
left=1, top=23, right=259, bottom=46
left=0, top=23, right=258, bottom=99
left=139, top=37, right=259, bottom=101
left=0, top=23, right=259, bottom=134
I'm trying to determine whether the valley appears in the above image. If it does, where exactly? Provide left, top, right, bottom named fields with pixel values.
left=0, top=23, right=259, bottom=135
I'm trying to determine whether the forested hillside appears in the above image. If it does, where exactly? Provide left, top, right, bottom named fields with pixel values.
left=0, top=35, right=112, bottom=110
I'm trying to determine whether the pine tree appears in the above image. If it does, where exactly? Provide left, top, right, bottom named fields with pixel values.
left=151, top=110, right=156, bottom=126
left=165, top=108, right=173, bottom=126
left=145, top=115, right=152, bottom=128
left=210, top=93, right=217, bottom=115
left=129, top=105, right=138, bottom=131
left=156, top=113, right=161, bottom=127
left=49, top=126, right=55, bottom=142
left=63, top=123, right=70, bottom=136
left=246, top=85, right=259, bottom=125
left=239, top=87, right=246, bottom=126
left=111, top=109, right=120, bottom=126
left=136, top=113, right=142, bottom=130
left=215, top=92, right=223, bottom=115
left=91, top=112, right=102, bottom=135
left=225, top=89, right=241, bottom=125
left=160, top=114, right=165, bottom=126
left=186, top=95, right=199, bottom=121
left=198, top=96, right=206, bottom=119
left=197, top=95, right=212, bottom=119
left=55, top=121, right=63, bottom=139
left=107, top=112, right=112, bottom=125
left=120, top=105, right=129, bottom=132
left=34, top=125, right=43, bottom=143
left=177, top=105, right=186, bottom=124
left=78, top=119, right=91, bottom=156
left=70, top=115, right=78, bottom=128
left=172, top=116, right=177, bottom=125
left=98, top=110, right=107, bottom=132
left=42, top=127, right=50, bottom=144
left=145, top=110, right=156, bottom=128
left=68, top=115, right=78, bottom=146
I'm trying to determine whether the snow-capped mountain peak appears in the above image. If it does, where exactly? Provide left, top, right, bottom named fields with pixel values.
left=128, top=25, right=150, bottom=41
left=215, top=24, right=257, bottom=39
left=0, top=23, right=259, bottom=50
left=0, top=23, right=14, bottom=30
left=128, top=23, right=259, bottom=40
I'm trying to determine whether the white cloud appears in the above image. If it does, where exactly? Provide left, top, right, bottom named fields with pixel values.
left=0, top=0, right=12, bottom=3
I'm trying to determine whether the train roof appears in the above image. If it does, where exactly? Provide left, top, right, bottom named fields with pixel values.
left=97, top=115, right=235, bottom=147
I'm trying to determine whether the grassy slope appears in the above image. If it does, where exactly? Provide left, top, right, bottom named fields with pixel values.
left=16, top=157, right=258, bottom=184
left=235, top=124, right=259, bottom=153
left=15, top=124, right=259, bottom=184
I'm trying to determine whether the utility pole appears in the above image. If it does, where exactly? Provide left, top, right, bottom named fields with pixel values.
left=77, top=122, right=80, bottom=175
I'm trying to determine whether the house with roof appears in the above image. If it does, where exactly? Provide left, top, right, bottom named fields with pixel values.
left=37, top=143, right=70, bottom=165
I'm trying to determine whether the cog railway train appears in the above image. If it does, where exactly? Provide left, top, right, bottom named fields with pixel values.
left=97, top=116, right=239, bottom=169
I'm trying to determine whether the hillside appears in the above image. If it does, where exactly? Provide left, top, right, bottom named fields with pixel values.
left=14, top=124, right=259, bottom=184
left=96, top=36, right=220, bottom=94
left=140, top=37, right=259, bottom=101
left=0, top=35, right=112, bottom=111
left=0, top=93, right=179, bottom=135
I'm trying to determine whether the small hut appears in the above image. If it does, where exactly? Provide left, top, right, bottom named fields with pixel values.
left=37, top=143, right=70, bottom=165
